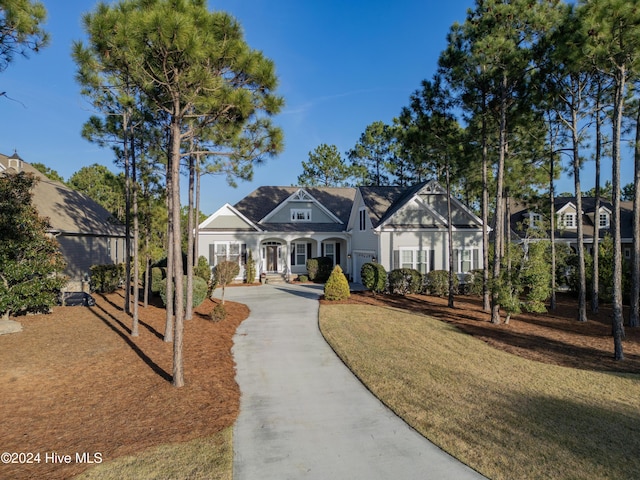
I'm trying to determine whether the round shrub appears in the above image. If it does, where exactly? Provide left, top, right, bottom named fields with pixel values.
left=298, top=274, right=309, bottom=282
left=424, top=270, right=459, bottom=297
left=151, top=266, right=166, bottom=295
left=388, top=268, right=422, bottom=295
left=361, top=262, right=387, bottom=293
left=463, top=269, right=484, bottom=296
left=210, top=303, right=227, bottom=322
left=159, top=275, right=208, bottom=308
left=195, top=256, right=212, bottom=283
left=324, top=265, right=351, bottom=301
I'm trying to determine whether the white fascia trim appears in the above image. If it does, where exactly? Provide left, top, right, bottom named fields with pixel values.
left=199, top=203, right=263, bottom=232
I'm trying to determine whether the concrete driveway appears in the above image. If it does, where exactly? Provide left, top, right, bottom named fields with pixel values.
left=226, top=283, right=485, bottom=480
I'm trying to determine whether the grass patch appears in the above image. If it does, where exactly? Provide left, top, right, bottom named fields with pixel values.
left=73, top=427, right=232, bottom=480
left=320, top=304, right=640, bottom=480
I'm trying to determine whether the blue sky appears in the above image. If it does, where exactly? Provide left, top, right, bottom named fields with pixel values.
left=0, top=0, right=625, bottom=216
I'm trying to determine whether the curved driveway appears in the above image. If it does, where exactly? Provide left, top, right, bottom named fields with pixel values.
left=226, top=283, right=485, bottom=480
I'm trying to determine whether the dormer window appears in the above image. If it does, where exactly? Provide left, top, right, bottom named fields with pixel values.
left=599, top=212, right=610, bottom=229
left=529, top=213, right=542, bottom=227
left=561, top=212, right=576, bottom=228
left=291, top=208, right=311, bottom=222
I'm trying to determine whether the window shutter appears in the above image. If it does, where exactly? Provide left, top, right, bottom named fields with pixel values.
left=336, top=243, right=341, bottom=265
left=429, top=249, right=435, bottom=272
left=393, top=250, right=399, bottom=270
left=307, top=243, right=312, bottom=260
left=241, top=244, right=247, bottom=266
left=321, top=243, right=324, bottom=257
left=291, top=245, right=295, bottom=266
left=452, top=249, right=459, bottom=273
left=209, top=244, right=215, bottom=266
left=473, top=249, right=479, bottom=270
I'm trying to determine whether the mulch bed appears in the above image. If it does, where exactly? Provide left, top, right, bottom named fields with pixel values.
left=322, top=291, right=640, bottom=374
left=0, top=291, right=248, bottom=480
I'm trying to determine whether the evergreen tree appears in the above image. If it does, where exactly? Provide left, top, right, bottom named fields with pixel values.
left=0, top=0, right=48, bottom=73
left=297, top=144, right=352, bottom=187
left=0, top=172, right=66, bottom=320
left=347, top=121, right=397, bottom=186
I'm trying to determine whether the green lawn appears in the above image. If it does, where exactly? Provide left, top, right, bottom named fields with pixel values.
left=320, top=304, right=640, bottom=480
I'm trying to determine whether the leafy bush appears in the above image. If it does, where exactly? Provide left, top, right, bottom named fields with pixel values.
left=425, top=270, right=459, bottom=297
left=388, top=268, right=423, bottom=295
left=194, top=256, right=211, bottom=283
left=210, top=303, right=227, bottom=322
left=306, top=256, right=333, bottom=282
left=298, top=274, right=309, bottom=282
left=90, top=264, right=125, bottom=293
left=361, top=262, right=387, bottom=294
left=151, top=266, right=166, bottom=295
left=159, top=275, right=208, bottom=308
left=324, top=265, right=351, bottom=301
left=463, top=269, right=484, bottom=296
left=213, top=260, right=240, bottom=304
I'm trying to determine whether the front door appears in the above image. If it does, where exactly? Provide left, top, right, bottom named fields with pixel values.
left=266, top=245, right=278, bottom=272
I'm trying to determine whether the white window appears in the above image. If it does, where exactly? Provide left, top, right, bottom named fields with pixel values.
left=562, top=212, right=576, bottom=228
left=599, top=213, right=609, bottom=228
left=453, top=248, right=480, bottom=273
left=295, top=242, right=307, bottom=266
left=291, top=208, right=311, bottom=222
left=210, top=242, right=245, bottom=266
left=394, top=248, right=435, bottom=274
left=324, top=242, right=336, bottom=265
left=359, top=208, right=367, bottom=231
left=529, top=213, right=542, bottom=227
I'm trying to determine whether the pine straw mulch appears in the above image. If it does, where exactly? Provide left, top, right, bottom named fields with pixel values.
left=0, top=291, right=248, bottom=480
left=322, top=291, right=640, bottom=375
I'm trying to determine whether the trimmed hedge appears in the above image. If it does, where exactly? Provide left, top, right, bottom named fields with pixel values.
left=90, top=264, right=124, bottom=293
left=159, top=275, right=208, bottom=308
left=424, top=270, right=459, bottom=297
left=463, top=269, right=484, bottom=296
left=361, top=262, right=387, bottom=293
left=388, top=268, right=423, bottom=295
left=306, top=256, right=333, bottom=283
left=324, top=265, right=351, bottom=301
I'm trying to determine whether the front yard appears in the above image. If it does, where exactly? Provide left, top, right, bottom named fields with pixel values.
left=0, top=291, right=247, bottom=480
left=320, top=292, right=640, bottom=480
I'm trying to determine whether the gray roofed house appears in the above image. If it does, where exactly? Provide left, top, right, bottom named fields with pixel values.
left=0, top=152, right=128, bottom=287
left=198, top=180, right=485, bottom=284
left=510, top=196, right=635, bottom=259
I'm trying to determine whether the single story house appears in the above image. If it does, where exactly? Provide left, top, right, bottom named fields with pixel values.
left=0, top=152, right=128, bottom=287
left=510, top=196, right=635, bottom=259
left=198, top=180, right=485, bottom=283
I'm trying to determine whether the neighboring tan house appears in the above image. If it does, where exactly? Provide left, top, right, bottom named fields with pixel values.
left=0, top=152, right=128, bottom=286
left=510, top=197, right=634, bottom=258
left=198, top=180, right=485, bottom=283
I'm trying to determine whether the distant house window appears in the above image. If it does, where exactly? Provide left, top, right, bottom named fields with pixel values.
left=453, top=248, right=480, bottom=274
left=291, top=208, right=311, bottom=222
left=561, top=212, right=576, bottom=228
left=625, top=248, right=631, bottom=260
left=530, top=213, right=542, bottom=227
left=599, top=213, right=609, bottom=228
left=359, top=208, right=367, bottom=231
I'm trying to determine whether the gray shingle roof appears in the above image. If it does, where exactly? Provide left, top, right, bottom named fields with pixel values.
left=234, top=186, right=356, bottom=225
left=0, top=154, right=126, bottom=237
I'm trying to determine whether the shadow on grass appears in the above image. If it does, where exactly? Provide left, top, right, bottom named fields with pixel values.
left=88, top=299, right=172, bottom=383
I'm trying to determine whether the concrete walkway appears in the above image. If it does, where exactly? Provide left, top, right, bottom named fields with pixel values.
left=226, top=283, right=485, bottom=480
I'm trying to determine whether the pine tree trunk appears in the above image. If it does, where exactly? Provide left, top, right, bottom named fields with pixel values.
left=481, top=89, right=490, bottom=313
left=549, top=122, right=557, bottom=311
left=131, top=133, right=140, bottom=337
left=171, top=115, right=185, bottom=387
left=591, top=82, right=603, bottom=314
left=572, top=99, right=588, bottom=323
left=611, top=68, right=626, bottom=360
left=629, top=102, right=640, bottom=327
left=185, top=152, right=195, bottom=321
left=164, top=157, right=174, bottom=344
left=446, top=161, right=455, bottom=309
